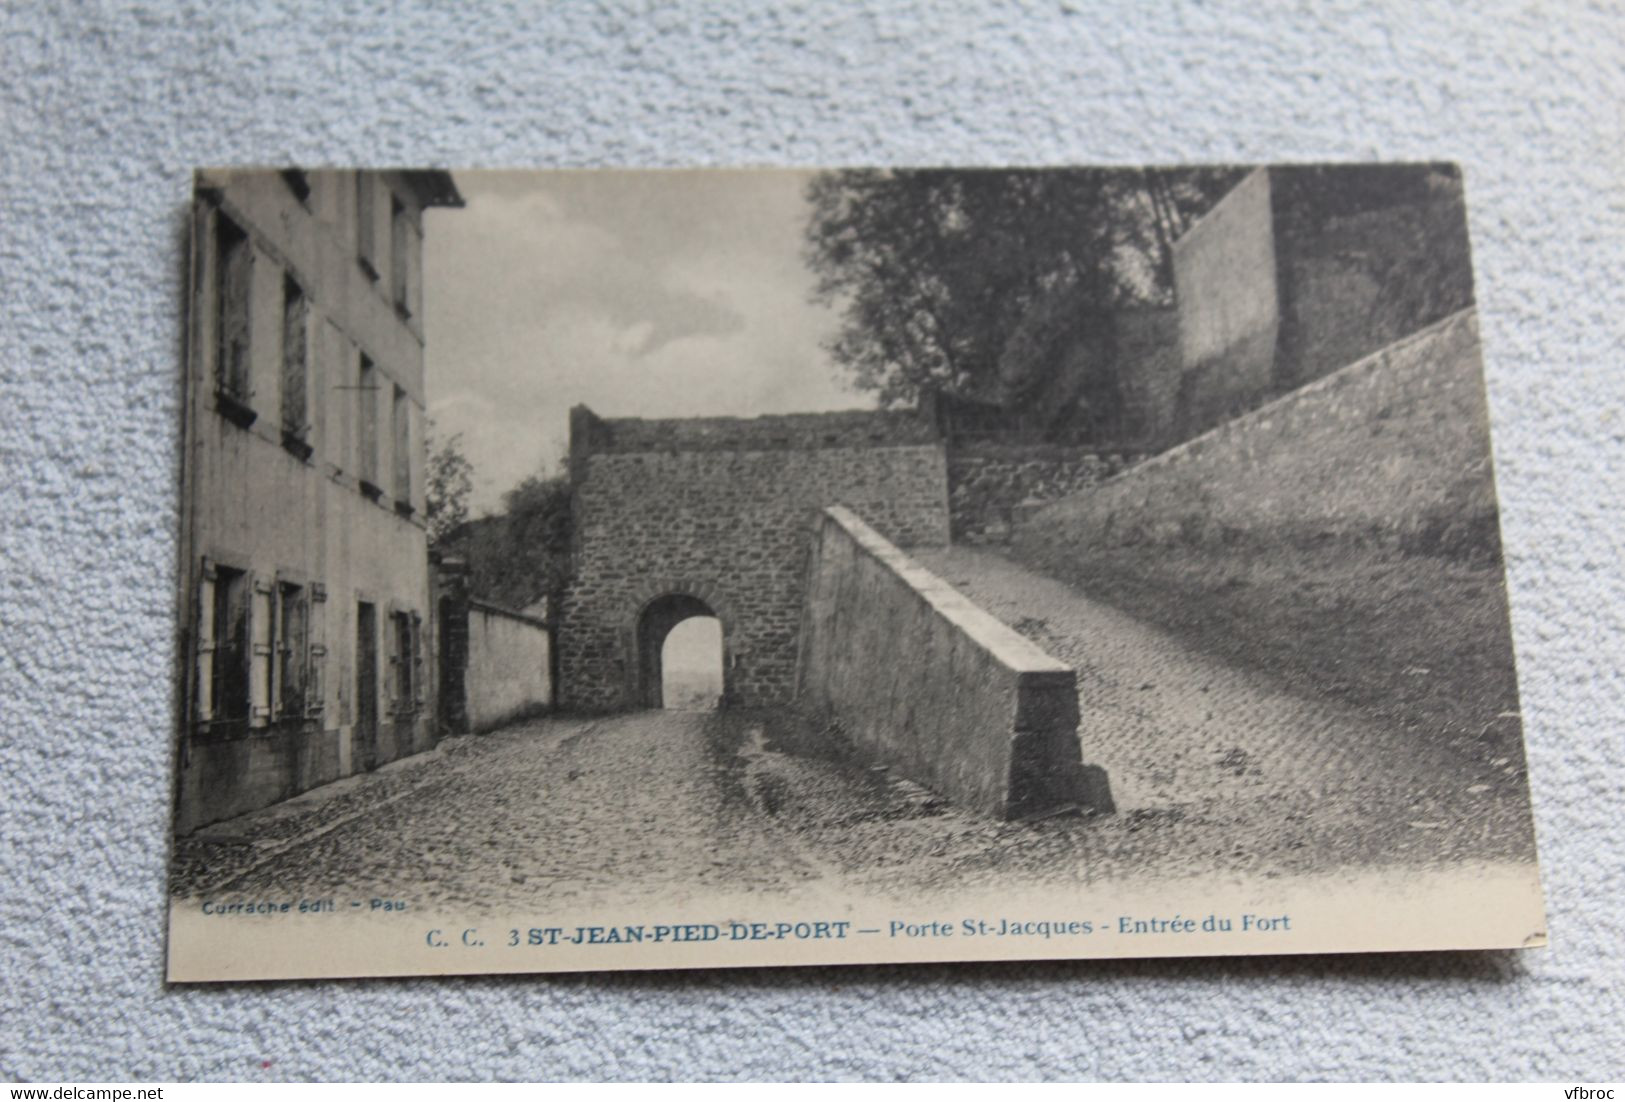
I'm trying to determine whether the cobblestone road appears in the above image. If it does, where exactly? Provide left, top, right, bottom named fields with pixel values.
left=175, top=713, right=826, bottom=912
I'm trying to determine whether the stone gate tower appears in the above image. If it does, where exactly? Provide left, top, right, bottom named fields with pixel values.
left=557, top=405, right=950, bottom=712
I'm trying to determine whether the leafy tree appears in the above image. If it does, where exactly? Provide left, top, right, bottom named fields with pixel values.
left=442, top=471, right=574, bottom=615
left=425, top=421, right=474, bottom=547
left=802, top=167, right=1241, bottom=426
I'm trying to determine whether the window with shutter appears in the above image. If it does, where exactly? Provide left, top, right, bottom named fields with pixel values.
left=214, top=215, right=254, bottom=409
left=407, top=219, right=423, bottom=321
left=207, top=563, right=251, bottom=725
left=196, top=562, right=217, bottom=723
left=276, top=581, right=307, bottom=719
left=358, top=355, right=381, bottom=495
left=392, top=384, right=412, bottom=510
left=280, top=276, right=311, bottom=456
left=250, top=576, right=274, bottom=727
left=356, top=172, right=379, bottom=280
left=390, top=194, right=412, bottom=317
left=306, top=584, right=327, bottom=720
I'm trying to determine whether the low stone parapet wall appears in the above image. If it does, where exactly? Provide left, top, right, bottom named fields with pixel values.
left=796, top=506, right=1111, bottom=820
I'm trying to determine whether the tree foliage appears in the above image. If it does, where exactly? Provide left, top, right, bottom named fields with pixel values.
left=441, top=472, right=574, bottom=615
left=425, top=421, right=474, bottom=546
left=802, top=167, right=1242, bottom=418
left=426, top=421, right=574, bottom=614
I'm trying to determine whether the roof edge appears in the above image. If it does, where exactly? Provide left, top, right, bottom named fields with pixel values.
left=400, top=169, right=464, bottom=209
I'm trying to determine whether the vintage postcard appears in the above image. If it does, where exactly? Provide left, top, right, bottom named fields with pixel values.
left=166, top=164, right=1544, bottom=981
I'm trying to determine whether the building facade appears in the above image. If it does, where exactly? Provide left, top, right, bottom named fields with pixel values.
left=175, top=168, right=462, bottom=834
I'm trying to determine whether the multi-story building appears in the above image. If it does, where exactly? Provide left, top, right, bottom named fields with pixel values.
left=175, top=168, right=462, bottom=833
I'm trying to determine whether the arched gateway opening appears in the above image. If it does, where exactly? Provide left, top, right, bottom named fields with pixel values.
left=635, top=594, right=725, bottom=710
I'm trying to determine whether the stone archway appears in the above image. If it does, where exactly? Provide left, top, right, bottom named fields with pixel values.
left=629, top=585, right=733, bottom=709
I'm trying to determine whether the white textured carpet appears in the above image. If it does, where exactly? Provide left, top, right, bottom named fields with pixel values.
left=3, top=0, right=1621, bottom=1082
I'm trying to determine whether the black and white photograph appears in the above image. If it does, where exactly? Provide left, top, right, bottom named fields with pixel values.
left=166, top=164, right=1544, bottom=981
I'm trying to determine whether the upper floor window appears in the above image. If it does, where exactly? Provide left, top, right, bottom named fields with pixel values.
left=280, top=276, right=311, bottom=458
left=390, top=194, right=413, bottom=318
left=280, top=168, right=311, bottom=206
left=392, top=383, right=412, bottom=512
left=357, top=354, right=381, bottom=496
left=214, top=215, right=253, bottom=410
left=356, top=173, right=379, bottom=281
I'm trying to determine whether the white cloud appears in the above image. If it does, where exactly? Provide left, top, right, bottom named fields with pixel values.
left=424, top=170, right=870, bottom=513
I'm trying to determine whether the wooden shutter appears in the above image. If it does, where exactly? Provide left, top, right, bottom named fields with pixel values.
left=411, top=611, right=424, bottom=709
left=293, top=587, right=308, bottom=713
left=274, top=581, right=308, bottom=719
left=392, top=386, right=411, bottom=503
left=195, top=560, right=216, bottom=723
left=358, top=356, right=379, bottom=486
left=385, top=609, right=401, bottom=716
left=406, top=218, right=423, bottom=320
left=307, top=584, right=327, bottom=719
left=250, top=574, right=274, bottom=725
left=270, top=584, right=285, bottom=719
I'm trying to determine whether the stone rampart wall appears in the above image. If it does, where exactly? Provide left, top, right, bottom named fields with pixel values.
left=576, top=408, right=937, bottom=454
left=1167, top=166, right=1475, bottom=447
left=1275, top=196, right=1476, bottom=390
left=1013, top=309, right=1498, bottom=563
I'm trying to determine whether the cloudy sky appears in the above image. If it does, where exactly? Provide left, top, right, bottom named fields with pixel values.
left=423, top=169, right=870, bottom=514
